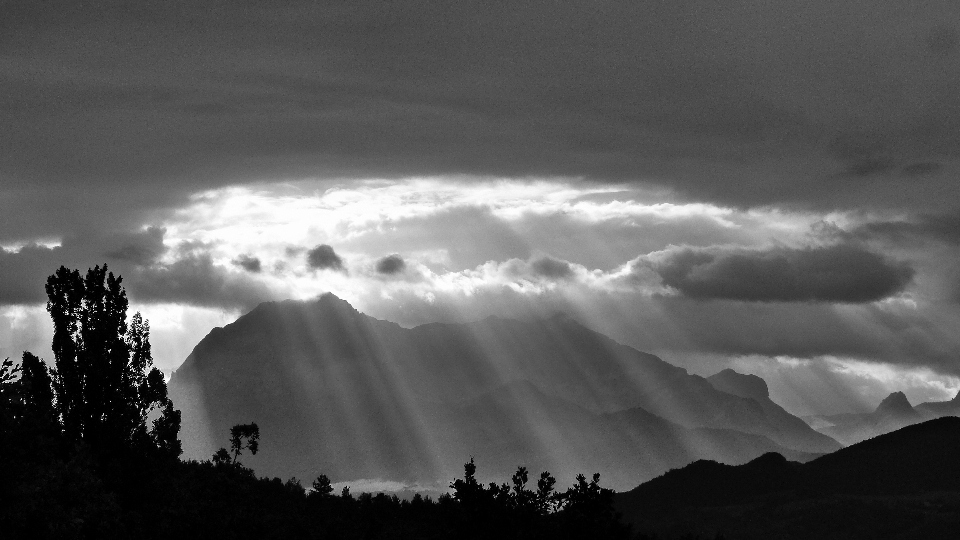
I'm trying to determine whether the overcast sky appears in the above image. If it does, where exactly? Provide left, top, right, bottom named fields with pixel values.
left=3, top=1, right=960, bottom=415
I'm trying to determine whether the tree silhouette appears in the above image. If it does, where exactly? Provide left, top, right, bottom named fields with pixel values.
left=212, top=422, right=260, bottom=466
left=312, top=474, right=334, bottom=497
left=448, top=459, right=630, bottom=539
left=17, top=352, right=57, bottom=428
left=450, top=457, right=485, bottom=507
left=230, top=422, right=260, bottom=464
left=44, top=264, right=180, bottom=458
left=535, top=470, right=557, bottom=514
left=212, top=447, right=232, bottom=466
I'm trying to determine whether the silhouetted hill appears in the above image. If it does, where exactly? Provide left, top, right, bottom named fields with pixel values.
left=805, top=416, right=960, bottom=494
left=169, top=295, right=836, bottom=490
left=807, top=390, right=925, bottom=446
left=616, top=417, right=960, bottom=539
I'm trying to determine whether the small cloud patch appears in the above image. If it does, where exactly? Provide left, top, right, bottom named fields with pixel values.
left=306, top=244, right=344, bottom=271
left=375, top=254, right=406, bottom=275
left=530, top=256, right=573, bottom=280
left=233, top=254, right=262, bottom=273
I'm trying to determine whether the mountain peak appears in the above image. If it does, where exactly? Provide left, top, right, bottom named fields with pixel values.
left=316, top=291, right=348, bottom=305
left=706, top=369, right=770, bottom=402
left=875, top=391, right=914, bottom=415
left=312, top=292, right=361, bottom=314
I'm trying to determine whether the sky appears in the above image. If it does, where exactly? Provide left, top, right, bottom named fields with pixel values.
left=2, top=1, right=960, bottom=416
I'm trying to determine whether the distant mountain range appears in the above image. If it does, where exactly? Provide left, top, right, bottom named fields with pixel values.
left=803, top=389, right=960, bottom=446
left=615, top=417, right=960, bottom=539
left=169, top=294, right=839, bottom=490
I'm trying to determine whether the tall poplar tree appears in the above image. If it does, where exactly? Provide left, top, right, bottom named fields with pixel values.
left=45, top=264, right=181, bottom=458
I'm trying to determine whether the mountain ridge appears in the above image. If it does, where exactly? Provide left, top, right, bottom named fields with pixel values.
left=169, top=295, right=838, bottom=489
left=803, top=388, right=957, bottom=446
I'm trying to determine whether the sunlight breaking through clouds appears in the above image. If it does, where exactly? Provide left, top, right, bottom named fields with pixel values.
left=2, top=176, right=959, bottom=414
left=164, top=177, right=822, bottom=266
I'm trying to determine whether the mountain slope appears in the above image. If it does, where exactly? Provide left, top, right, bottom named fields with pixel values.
left=169, top=295, right=836, bottom=489
left=616, top=417, right=960, bottom=539
left=916, top=390, right=960, bottom=418
left=707, top=369, right=840, bottom=453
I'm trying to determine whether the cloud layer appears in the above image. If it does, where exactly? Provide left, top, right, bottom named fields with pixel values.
left=3, top=1, right=960, bottom=246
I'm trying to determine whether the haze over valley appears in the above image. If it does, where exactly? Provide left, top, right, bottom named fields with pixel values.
left=169, top=294, right=960, bottom=492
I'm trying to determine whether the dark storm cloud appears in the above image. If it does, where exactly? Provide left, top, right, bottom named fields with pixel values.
left=641, top=244, right=914, bottom=303
left=375, top=254, right=406, bottom=275
left=856, top=213, right=960, bottom=246
left=0, top=229, right=276, bottom=309
left=306, top=244, right=344, bottom=271
left=129, top=253, right=275, bottom=309
left=530, top=257, right=573, bottom=280
left=0, top=227, right=170, bottom=304
left=0, top=244, right=61, bottom=305
left=3, top=0, right=960, bottom=245
left=103, top=227, right=168, bottom=265
left=232, top=254, right=262, bottom=273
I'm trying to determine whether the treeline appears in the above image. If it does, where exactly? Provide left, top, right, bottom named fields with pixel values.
left=0, top=265, right=714, bottom=539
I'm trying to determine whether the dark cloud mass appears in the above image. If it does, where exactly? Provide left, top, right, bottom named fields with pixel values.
left=232, top=254, right=262, bottom=273
left=129, top=253, right=275, bottom=309
left=530, top=257, right=573, bottom=280
left=375, top=254, right=406, bottom=275
left=0, top=227, right=171, bottom=305
left=306, top=244, right=344, bottom=271
left=2, top=0, right=960, bottom=245
left=645, top=244, right=914, bottom=303
left=0, top=230, right=277, bottom=309
left=856, top=213, right=960, bottom=246
left=103, top=227, right=168, bottom=265
left=0, top=244, right=60, bottom=305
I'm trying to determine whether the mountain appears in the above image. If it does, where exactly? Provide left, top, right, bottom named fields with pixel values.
left=873, top=391, right=922, bottom=424
left=169, top=294, right=837, bottom=490
left=806, top=390, right=926, bottom=446
left=916, top=390, right=960, bottom=418
left=616, top=417, right=960, bottom=539
left=706, top=369, right=836, bottom=453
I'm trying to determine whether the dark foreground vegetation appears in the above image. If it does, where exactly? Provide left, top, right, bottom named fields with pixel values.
left=0, top=265, right=639, bottom=540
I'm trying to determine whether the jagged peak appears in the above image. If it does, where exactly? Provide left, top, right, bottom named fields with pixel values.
left=875, top=391, right=914, bottom=414
left=317, top=291, right=343, bottom=301
left=706, top=369, right=770, bottom=401
left=315, top=291, right=354, bottom=307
